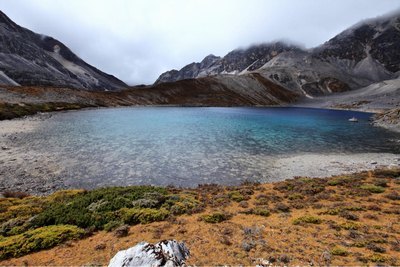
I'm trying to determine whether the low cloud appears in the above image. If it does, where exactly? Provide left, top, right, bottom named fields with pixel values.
left=1, top=0, right=399, bottom=85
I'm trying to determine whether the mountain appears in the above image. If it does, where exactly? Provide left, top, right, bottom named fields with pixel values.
left=155, top=11, right=400, bottom=98
left=0, top=11, right=126, bottom=91
left=155, top=42, right=300, bottom=84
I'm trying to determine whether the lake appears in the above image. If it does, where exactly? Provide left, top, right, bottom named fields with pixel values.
left=8, top=107, right=400, bottom=189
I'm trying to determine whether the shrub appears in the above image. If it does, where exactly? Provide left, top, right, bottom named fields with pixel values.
left=339, top=211, right=359, bottom=221
left=31, top=186, right=167, bottom=229
left=288, top=193, right=304, bottom=200
left=103, top=220, right=124, bottom=232
left=292, top=215, right=322, bottom=225
left=163, top=194, right=202, bottom=215
left=119, top=208, right=170, bottom=224
left=367, top=253, right=387, bottom=263
left=228, top=191, right=246, bottom=202
left=360, top=184, right=385, bottom=194
left=327, top=177, right=351, bottom=186
left=340, top=222, right=359, bottom=230
left=331, top=246, right=349, bottom=256
left=201, top=212, right=231, bottom=223
left=274, top=203, right=290, bottom=212
left=0, top=225, right=85, bottom=260
left=113, top=225, right=129, bottom=238
left=242, top=207, right=270, bottom=217
left=385, top=191, right=400, bottom=200
left=366, top=243, right=386, bottom=253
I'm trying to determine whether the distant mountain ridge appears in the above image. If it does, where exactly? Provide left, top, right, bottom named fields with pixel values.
left=0, top=10, right=126, bottom=90
left=155, top=11, right=400, bottom=98
left=155, top=42, right=301, bottom=84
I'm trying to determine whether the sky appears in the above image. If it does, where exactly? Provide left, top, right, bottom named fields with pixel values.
left=1, top=0, right=400, bottom=85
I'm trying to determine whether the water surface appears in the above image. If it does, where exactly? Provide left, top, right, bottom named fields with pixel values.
left=15, top=107, right=400, bottom=188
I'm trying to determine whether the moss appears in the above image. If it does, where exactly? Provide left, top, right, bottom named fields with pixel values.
left=292, top=215, right=322, bottom=225
left=201, top=212, right=231, bottom=223
left=119, top=208, right=170, bottom=224
left=0, top=225, right=85, bottom=260
left=360, top=184, right=385, bottom=193
left=331, top=246, right=349, bottom=256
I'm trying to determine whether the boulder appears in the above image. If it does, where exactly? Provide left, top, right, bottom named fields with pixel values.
left=108, top=240, right=190, bottom=267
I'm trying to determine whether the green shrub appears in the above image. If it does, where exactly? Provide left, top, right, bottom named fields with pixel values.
left=119, top=208, right=170, bottom=224
left=103, top=220, right=124, bottom=232
left=367, top=253, right=387, bottom=263
left=0, top=225, right=85, bottom=260
left=340, top=222, right=359, bottom=230
left=360, top=184, right=385, bottom=193
left=201, top=212, right=231, bottom=223
left=242, top=207, right=270, bottom=217
left=163, top=194, right=202, bottom=215
left=331, top=246, right=349, bottom=256
left=228, top=191, right=245, bottom=202
left=327, top=177, right=351, bottom=186
left=31, top=186, right=167, bottom=229
left=292, top=215, right=322, bottom=225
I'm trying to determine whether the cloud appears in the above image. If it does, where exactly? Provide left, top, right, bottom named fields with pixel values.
left=1, top=0, right=399, bottom=85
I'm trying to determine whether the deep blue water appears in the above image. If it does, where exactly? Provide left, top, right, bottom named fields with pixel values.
left=21, top=107, right=400, bottom=188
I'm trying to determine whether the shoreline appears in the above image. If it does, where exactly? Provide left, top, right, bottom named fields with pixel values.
left=1, top=112, right=399, bottom=195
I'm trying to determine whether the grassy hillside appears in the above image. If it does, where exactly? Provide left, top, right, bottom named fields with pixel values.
left=0, top=168, right=399, bottom=265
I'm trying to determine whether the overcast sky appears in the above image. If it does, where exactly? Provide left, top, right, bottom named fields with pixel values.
left=1, top=0, right=399, bottom=85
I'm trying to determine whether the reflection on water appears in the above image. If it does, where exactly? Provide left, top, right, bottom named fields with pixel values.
left=16, top=107, right=400, bottom=188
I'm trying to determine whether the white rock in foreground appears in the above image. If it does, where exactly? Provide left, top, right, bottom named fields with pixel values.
left=108, top=240, right=190, bottom=267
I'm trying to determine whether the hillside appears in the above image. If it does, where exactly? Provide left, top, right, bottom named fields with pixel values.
left=0, top=11, right=126, bottom=91
left=0, top=169, right=399, bottom=266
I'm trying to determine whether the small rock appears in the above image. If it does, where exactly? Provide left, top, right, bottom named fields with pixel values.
left=370, top=161, right=378, bottom=165
left=1, top=146, right=10, bottom=150
left=114, top=225, right=129, bottom=238
left=108, top=240, right=190, bottom=267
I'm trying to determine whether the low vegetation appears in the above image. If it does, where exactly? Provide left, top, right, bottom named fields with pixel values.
left=0, top=102, right=93, bottom=120
left=0, top=168, right=399, bottom=266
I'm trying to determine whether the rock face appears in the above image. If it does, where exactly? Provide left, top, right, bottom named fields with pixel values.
left=155, top=42, right=300, bottom=84
left=108, top=240, right=190, bottom=267
left=373, top=108, right=400, bottom=133
left=155, top=11, right=400, bottom=99
left=0, top=11, right=126, bottom=91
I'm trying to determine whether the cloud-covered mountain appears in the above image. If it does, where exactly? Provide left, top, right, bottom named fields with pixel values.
left=0, top=11, right=126, bottom=91
left=155, top=11, right=400, bottom=98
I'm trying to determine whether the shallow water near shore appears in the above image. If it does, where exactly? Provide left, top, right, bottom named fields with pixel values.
left=1, top=107, right=400, bottom=192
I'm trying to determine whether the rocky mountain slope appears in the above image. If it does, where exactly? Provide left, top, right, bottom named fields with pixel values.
left=0, top=73, right=298, bottom=120
left=156, top=11, right=400, bottom=99
left=155, top=42, right=301, bottom=84
left=0, top=11, right=126, bottom=91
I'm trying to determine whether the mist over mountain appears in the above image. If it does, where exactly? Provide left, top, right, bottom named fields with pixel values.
left=155, top=11, right=400, bottom=99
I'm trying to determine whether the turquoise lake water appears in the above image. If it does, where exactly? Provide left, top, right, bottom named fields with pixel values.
left=19, top=107, right=400, bottom=188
